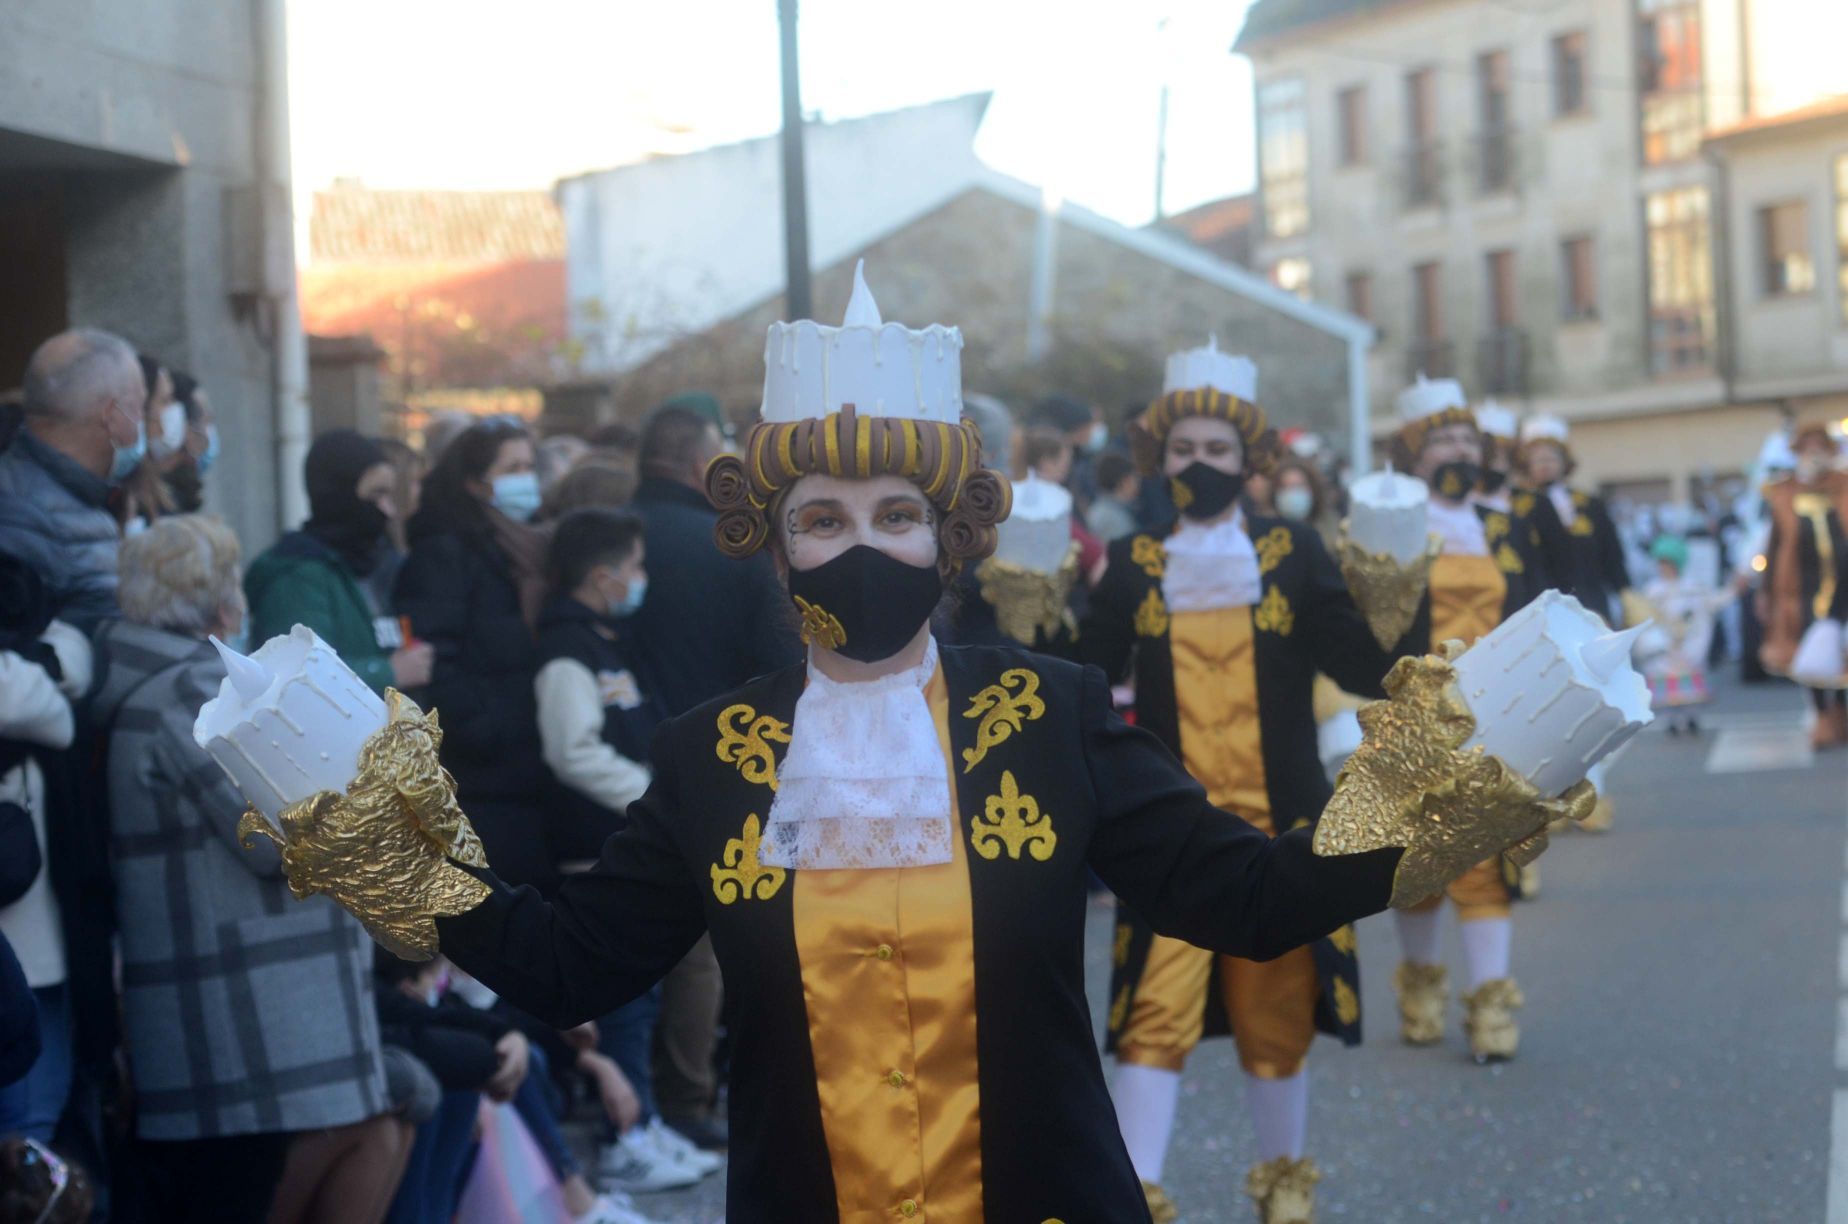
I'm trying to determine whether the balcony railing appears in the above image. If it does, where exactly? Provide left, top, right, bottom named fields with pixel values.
left=1405, top=337, right=1456, bottom=381
left=1472, top=127, right=1518, bottom=195
left=1400, top=142, right=1445, bottom=211
left=1476, top=327, right=1529, bottom=395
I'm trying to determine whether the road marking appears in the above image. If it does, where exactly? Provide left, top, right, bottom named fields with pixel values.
left=1706, top=726, right=1814, bottom=774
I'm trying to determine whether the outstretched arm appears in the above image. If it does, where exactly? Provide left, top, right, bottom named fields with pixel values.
left=434, top=735, right=706, bottom=1029
left=1080, top=664, right=1399, bottom=959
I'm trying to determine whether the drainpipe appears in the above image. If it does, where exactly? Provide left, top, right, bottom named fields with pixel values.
left=255, top=0, right=309, bottom=532
left=1347, top=329, right=1372, bottom=476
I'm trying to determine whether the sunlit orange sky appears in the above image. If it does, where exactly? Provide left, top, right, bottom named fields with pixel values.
left=287, top=0, right=1257, bottom=242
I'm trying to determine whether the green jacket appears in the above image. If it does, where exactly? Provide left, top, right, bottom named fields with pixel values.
left=245, top=532, right=394, bottom=695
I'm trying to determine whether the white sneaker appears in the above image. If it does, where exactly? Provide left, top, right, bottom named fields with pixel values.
left=646, top=1117, right=724, bottom=1178
left=575, top=1193, right=669, bottom=1224
left=597, top=1128, right=702, bottom=1193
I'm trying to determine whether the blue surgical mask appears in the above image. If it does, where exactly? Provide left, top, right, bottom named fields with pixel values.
left=110, top=420, right=147, bottom=484
left=197, top=424, right=221, bottom=476
left=1086, top=422, right=1108, bottom=455
left=615, top=574, right=647, bottom=618
left=491, top=471, right=541, bottom=522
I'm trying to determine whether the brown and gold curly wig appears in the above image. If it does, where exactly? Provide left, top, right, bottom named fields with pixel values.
left=704, top=402, right=1012, bottom=575
left=1129, top=387, right=1281, bottom=477
left=1389, top=408, right=1482, bottom=472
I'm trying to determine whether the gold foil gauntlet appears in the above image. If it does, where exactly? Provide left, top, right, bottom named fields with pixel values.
left=1337, top=530, right=1441, bottom=651
left=239, top=690, right=492, bottom=959
left=1313, top=645, right=1596, bottom=907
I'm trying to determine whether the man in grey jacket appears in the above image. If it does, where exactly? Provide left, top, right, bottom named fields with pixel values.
left=0, top=328, right=145, bottom=632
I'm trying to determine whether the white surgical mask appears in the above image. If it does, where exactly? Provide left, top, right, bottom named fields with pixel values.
left=1275, top=487, right=1315, bottom=521
left=151, top=402, right=187, bottom=457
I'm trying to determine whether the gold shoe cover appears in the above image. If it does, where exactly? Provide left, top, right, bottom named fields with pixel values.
left=1245, top=1156, right=1320, bottom=1224
left=1462, top=977, right=1525, bottom=1062
left=238, top=690, right=491, bottom=960
left=1313, top=646, right=1597, bottom=907
left=1142, top=1180, right=1180, bottom=1224
left=1393, top=961, right=1449, bottom=1046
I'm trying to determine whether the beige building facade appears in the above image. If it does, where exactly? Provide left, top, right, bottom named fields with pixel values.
left=1238, top=0, right=1848, bottom=503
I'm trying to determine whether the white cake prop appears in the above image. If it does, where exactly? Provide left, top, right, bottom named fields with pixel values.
left=1162, top=334, right=1257, bottom=400
left=193, top=625, right=389, bottom=832
left=994, top=475, right=1074, bottom=574
left=1347, top=468, right=1431, bottom=566
left=1476, top=400, right=1518, bottom=441
left=1451, top=591, right=1653, bottom=798
left=1395, top=373, right=1467, bottom=425
left=760, top=259, right=963, bottom=425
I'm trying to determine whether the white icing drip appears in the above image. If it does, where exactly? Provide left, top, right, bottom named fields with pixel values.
left=1525, top=684, right=1572, bottom=724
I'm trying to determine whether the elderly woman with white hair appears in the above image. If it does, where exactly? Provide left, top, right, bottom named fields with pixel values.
left=91, top=515, right=406, bottom=1223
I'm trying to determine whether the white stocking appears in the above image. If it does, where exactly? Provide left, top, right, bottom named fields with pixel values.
left=1113, top=1063, right=1181, bottom=1183
left=1394, top=905, right=1443, bottom=965
left=1459, top=916, right=1512, bottom=990
left=1245, top=1069, right=1308, bottom=1162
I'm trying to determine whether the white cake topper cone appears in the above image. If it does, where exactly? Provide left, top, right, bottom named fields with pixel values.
left=1580, top=622, right=1649, bottom=683
left=842, top=259, right=882, bottom=328
left=212, top=635, right=275, bottom=703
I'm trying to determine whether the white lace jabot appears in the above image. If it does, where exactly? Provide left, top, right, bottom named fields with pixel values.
left=1161, top=511, right=1263, bottom=612
left=1430, top=498, right=1489, bottom=557
left=758, top=636, right=953, bottom=871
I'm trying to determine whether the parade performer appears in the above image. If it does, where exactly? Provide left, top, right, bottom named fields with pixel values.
left=1081, top=341, right=1398, bottom=1222
left=1636, top=535, right=1740, bottom=735
left=1355, top=377, right=1546, bottom=1063
left=1473, top=400, right=1520, bottom=511
left=1759, top=424, right=1848, bottom=746
left=1513, top=414, right=1631, bottom=828
left=194, top=270, right=1620, bottom=1224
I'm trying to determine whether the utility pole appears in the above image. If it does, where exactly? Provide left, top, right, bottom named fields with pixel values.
left=1153, top=15, right=1171, bottom=222
left=777, top=0, right=813, bottom=321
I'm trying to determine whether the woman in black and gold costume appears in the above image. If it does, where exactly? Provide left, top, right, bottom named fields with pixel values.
left=1373, top=378, right=1547, bottom=1065
left=1081, top=346, right=1396, bottom=1223
left=252, top=278, right=1558, bottom=1224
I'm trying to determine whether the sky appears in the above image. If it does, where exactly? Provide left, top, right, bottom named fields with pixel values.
left=287, top=0, right=1258, bottom=235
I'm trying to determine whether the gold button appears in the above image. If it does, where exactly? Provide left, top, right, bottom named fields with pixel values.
left=899, top=1201, right=918, bottom=1218
left=875, top=944, right=894, bottom=961
left=887, top=1069, right=909, bottom=1088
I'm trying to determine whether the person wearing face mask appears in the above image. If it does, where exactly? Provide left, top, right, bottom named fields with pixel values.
left=1028, top=393, right=1106, bottom=512
left=394, top=418, right=557, bottom=889
left=1759, top=424, right=1848, bottom=747
left=245, top=429, right=436, bottom=698
left=114, top=354, right=181, bottom=534
left=1473, top=400, right=1520, bottom=512
left=160, top=371, right=219, bottom=514
left=1271, top=457, right=1336, bottom=551
left=251, top=269, right=1580, bottom=1224
left=1080, top=342, right=1398, bottom=1224
left=1370, top=376, right=1549, bottom=1067
left=0, top=329, right=148, bottom=631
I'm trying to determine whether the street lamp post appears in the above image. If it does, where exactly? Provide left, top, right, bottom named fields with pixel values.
left=777, top=0, right=813, bottom=321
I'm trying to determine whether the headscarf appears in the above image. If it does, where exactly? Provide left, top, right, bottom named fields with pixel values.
left=303, top=429, right=390, bottom=574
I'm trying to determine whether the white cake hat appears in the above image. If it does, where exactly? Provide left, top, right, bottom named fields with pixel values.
left=1520, top=414, right=1570, bottom=445
left=1162, top=335, right=1258, bottom=401
left=1475, top=399, right=1519, bottom=442
left=706, top=261, right=1010, bottom=565
left=1395, top=372, right=1469, bottom=426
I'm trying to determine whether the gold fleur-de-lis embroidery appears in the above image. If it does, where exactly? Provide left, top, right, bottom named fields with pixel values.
left=1134, top=588, right=1170, bottom=639
left=1483, top=512, right=1510, bottom=543
left=1168, top=477, right=1195, bottom=513
left=1130, top=535, right=1166, bottom=578
left=1333, top=975, right=1360, bottom=1026
left=1327, top=924, right=1357, bottom=955
left=971, top=770, right=1057, bottom=862
left=1255, top=525, right=1294, bottom=574
left=715, top=704, right=791, bottom=790
left=1108, top=985, right=1131, bottom=1033
left=1510, top=490, right=1535, bottom=518
left=960, top=668, right=1045, bottom=772
left=1496, top=542, right=1525, bottom=574
left=710, top=814, right=786, bottom=905
left=792, top=596, right=846, bottom=650
left=1254, top=585, right=1293, bottom=635
left=1569, top=514, right=1594, bottom=538
left=1113, top=923, right=1133, bottom=967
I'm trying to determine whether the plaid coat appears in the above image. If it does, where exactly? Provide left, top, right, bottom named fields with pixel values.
left=92, top=620, right=386, bottom=1140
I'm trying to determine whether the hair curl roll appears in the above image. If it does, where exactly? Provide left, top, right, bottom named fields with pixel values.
left=1131, top=387, right=1280, bottom=477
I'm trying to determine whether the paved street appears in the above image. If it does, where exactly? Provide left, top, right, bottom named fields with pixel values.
left=620, top=671, right=1848, bottom=1223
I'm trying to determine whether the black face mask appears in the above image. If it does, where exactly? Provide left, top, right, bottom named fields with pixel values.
left=1169, top=462, right=1246, bottom=521
left=1478, top=466, right=1509, bottom=494
left=1429, top=461, right=1481, bottom=501
left=785, top=545, right=943, bottom=663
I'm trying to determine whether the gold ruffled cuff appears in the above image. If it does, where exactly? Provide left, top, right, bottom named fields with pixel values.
left=238, top=690, right=492, bottom=960
left=1313, top=645, right=1597, bottom=907
left=1336, top=529, right=1442, bottom=651
left=973, top=542, right=1081, bottom=647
